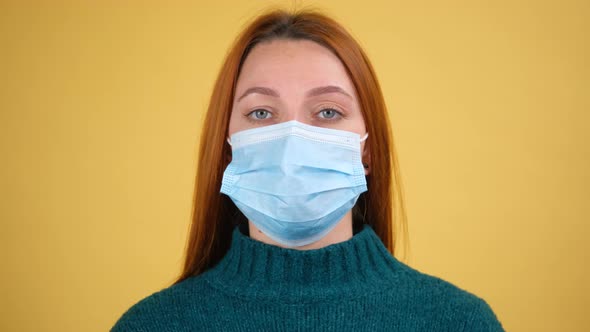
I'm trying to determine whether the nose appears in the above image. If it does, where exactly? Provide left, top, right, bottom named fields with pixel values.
left=281, top=109, right=309, bottom=125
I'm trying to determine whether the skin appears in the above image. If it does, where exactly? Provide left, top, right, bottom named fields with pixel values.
left=228, top=39, right=370, bottom=250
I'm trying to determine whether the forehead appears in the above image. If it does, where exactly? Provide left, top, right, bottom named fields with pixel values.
left=236, top=39, right=356, bottom=93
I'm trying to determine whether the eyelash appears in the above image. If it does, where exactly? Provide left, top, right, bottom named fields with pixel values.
left=245, top=105, right=344, bottom=122
left=317, top=105, right=343, bottom=120
left=247, top=109, right=273, bottom=121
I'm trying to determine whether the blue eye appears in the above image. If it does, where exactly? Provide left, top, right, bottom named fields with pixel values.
left=248, top=109, right=272, bottom=120
left=318, top=108, right=341, bottom=119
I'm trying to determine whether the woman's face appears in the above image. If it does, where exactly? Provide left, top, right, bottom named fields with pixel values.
left=228, top=39, right=368, bottom=162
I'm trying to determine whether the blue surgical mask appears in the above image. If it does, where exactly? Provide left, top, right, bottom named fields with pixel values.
left=220, top=120, right=368, bottom=247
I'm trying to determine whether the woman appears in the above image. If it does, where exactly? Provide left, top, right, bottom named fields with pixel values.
left=112, top=9, right=504, bottom=331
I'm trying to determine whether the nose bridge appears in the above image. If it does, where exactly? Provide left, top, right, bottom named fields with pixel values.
left=282, top=97, right=307, bottom=123
left=284, top=112, right=299, bottom=122
left=285, top=113, right=304, bottom=123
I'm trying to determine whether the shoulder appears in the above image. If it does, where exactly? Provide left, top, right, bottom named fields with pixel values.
left=111, top=275, right=211, bottom=332
left=386, top=260, right=504, bottom=331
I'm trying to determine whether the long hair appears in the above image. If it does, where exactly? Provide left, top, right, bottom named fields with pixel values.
left=175, top=9, right=408, bottom=284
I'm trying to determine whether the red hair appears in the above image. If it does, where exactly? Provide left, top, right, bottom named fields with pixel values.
left=175, top=9, right=407, bottom=284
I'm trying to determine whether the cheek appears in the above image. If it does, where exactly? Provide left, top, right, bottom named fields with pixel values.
left=227, top=111, right=240, bottom=137
left=346, top=108, right=367, bottom=135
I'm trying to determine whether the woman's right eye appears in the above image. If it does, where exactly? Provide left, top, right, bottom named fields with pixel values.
left=247, top=109, right=272, bottom=120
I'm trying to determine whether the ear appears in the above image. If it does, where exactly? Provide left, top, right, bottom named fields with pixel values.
left=362, top=141, right=371, bottom=176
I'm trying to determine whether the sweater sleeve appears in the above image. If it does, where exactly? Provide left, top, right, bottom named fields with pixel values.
left=462, top=297, right=505, bottom=332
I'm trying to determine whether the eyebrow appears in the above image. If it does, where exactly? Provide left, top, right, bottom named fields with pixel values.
left=236, top=85, right=353, bottom=102
left=236, top=87, right=279, bottom=102
left=306, top=85, right=353, bottom=99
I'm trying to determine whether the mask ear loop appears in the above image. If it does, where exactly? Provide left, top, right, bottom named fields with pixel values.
left=360, top=132, right=369, bottom=224
left=226, top=138, right=232, bottom=146
left=360, top=133, right=369, bottom=169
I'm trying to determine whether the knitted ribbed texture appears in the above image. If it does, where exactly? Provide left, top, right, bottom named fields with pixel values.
left=112, top=225, right=504, bottom=331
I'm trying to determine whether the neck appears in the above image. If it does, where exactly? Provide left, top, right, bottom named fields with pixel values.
left=248, top=212, right=354, bottom=250
left=201, top=223, right=405, bottom=303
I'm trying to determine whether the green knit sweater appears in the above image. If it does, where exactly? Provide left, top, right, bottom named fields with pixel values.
left=112, top=225, right=504, bottom=331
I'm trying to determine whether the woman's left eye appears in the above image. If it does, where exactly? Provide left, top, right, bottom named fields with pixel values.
left=318, top=108, right=342, bottom=120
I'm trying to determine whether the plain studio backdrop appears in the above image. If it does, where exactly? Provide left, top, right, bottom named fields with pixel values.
left=1, top=1, right=588, bottom=331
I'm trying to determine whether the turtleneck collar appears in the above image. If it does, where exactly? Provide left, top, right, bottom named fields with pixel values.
left=201, top=224, right=407, bottom=303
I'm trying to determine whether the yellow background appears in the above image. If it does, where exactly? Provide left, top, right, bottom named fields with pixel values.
left=1, top=1, right=588, bottom=331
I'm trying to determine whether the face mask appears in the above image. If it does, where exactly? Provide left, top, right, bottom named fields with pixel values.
left=220, top=120, right=368, bottom=247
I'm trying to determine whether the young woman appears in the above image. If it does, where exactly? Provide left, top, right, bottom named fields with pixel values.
left=112, top=9, right=504, bottom=331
